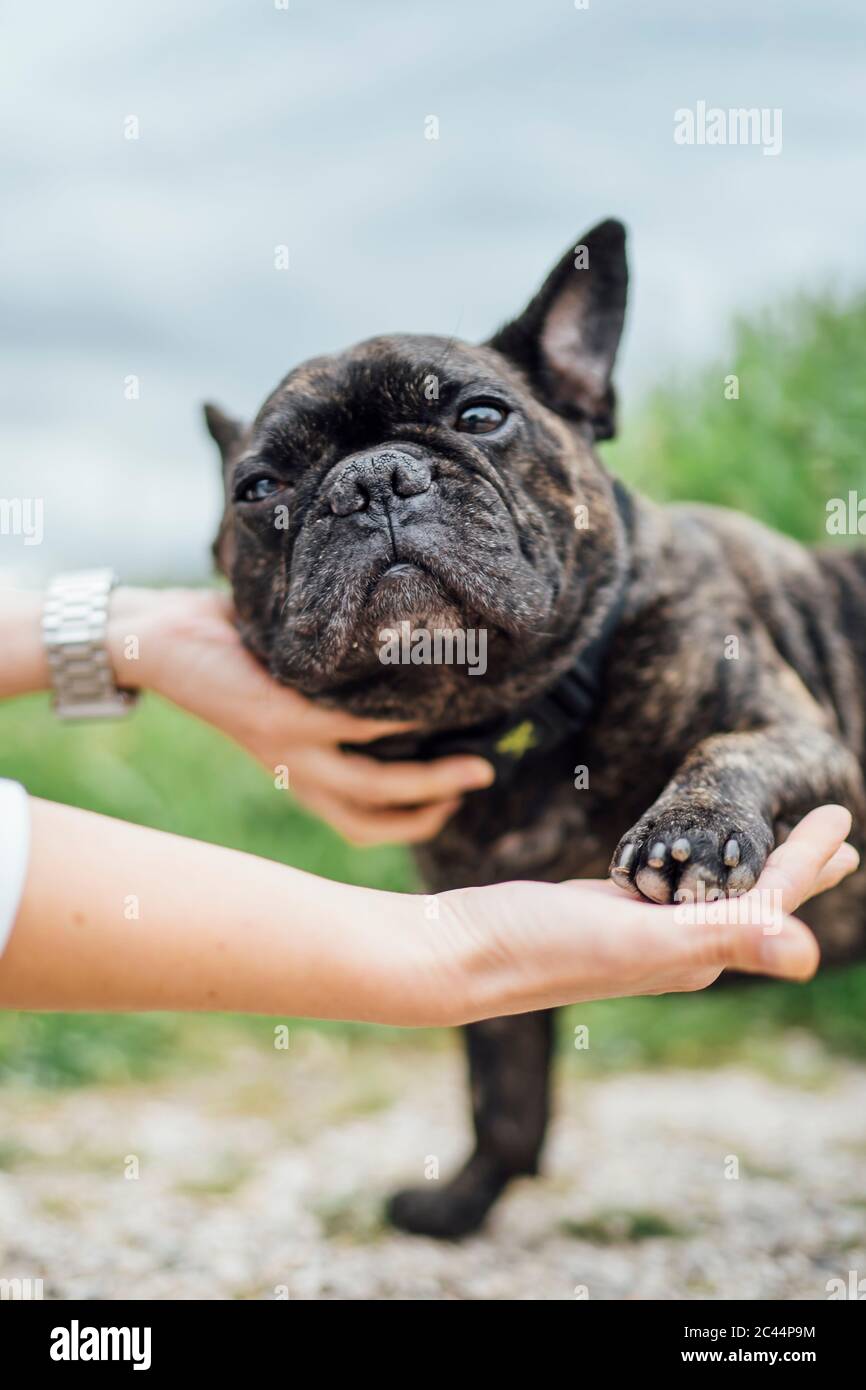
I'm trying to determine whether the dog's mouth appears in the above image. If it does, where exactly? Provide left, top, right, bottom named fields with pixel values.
left=383, top=560, right=423, bottom=578
left=367, top=555, right=444, bottom=597
left=362, top=552, right=469, bottom=630
left=371, top=559, right=430, bottom=589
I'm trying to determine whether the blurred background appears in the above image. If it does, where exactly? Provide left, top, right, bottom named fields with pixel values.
left=2, top=0, right=866, bottom=1298
left=2, top=0, right=866, bottom=582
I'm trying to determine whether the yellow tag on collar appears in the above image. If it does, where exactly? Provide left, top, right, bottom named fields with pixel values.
left=495, top=719, right=539, bottom=759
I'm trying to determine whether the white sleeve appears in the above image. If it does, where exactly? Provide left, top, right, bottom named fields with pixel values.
left=0, top=780, right=30, bottom=957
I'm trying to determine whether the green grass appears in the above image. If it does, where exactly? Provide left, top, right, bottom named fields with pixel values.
left=559, top=1209, right=687, bottom=1244
left=2, top=290, right=866, bottom=1087
left=559, top=965, right=866, bottom=1078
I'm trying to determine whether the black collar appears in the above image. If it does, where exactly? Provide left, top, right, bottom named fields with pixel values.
left=352, top=479, right=634, bottom=787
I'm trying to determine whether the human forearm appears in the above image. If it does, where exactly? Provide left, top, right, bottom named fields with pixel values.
left=0, top=798, right=446, bottom=1023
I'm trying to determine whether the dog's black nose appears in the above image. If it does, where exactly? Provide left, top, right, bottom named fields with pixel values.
left=327, top=448, right=432, bottom=516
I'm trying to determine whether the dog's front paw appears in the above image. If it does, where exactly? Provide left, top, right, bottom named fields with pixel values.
left=610, top=800, right=774, bottom=904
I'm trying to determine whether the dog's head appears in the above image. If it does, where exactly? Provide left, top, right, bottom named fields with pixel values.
left=207, top=219, right=630, bottom=725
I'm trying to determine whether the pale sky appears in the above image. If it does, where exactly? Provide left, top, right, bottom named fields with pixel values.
left=2, top=0, right=864, bottom=581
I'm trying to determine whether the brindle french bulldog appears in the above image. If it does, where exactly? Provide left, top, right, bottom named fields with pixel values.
left=205, top=219, right=866, bottom=1239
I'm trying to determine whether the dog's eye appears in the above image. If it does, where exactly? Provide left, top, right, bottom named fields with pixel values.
left=239, top=475, right=281, bottom=503
left=456, top=401, right=507, bottom=434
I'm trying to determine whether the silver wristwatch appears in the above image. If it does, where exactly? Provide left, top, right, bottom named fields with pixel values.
left=42, top=569, right=138, bottom=721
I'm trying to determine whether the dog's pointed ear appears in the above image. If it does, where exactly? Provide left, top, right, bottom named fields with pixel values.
left=203, top=402, right=244, bottom=463
left=204, top=403, right=243, bottom=578
left=488, top=219, right=628, bottom=439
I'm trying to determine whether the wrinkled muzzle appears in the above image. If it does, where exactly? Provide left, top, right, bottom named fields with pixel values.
left=268, top=443, right=552, bottom=689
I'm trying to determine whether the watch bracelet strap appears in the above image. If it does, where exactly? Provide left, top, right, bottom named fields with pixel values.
left=43, top=569, right=138, bottom=721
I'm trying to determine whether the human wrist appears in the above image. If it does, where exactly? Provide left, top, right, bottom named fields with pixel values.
left=0, top=590, right=49, bottom=697
left=413, top=887, right=516, bottom=1027
left=328, top=885, right=456, bottom=1027
left=303, top=883, right=476, bottom=1028
left=104, top=586, right=166, bottom=691
left=106, top=586, right=218, bottom=694
left=435, top=882, right=567, bottom=1024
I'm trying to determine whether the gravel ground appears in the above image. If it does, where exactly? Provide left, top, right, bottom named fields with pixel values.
left=2, top=1034, right=865, bottom=1301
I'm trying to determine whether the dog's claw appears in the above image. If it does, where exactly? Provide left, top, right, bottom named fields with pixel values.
left=647, top=841, right=667, bottom=869
left=611, top=842, right=637, bottom=883
left=723, top=837, right=741, bottom=868
left=614, top=839, right=639, bottom=884
left=671, top=837, right=691, bottom=863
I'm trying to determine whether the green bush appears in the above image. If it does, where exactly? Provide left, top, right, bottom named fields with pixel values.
left=606, top=291, right=866, bottom=545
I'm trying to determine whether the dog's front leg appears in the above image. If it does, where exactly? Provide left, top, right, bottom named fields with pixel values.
left=610, top=722, right=864, bottom=903
left=387, top=1011, right=555, bottom=1239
